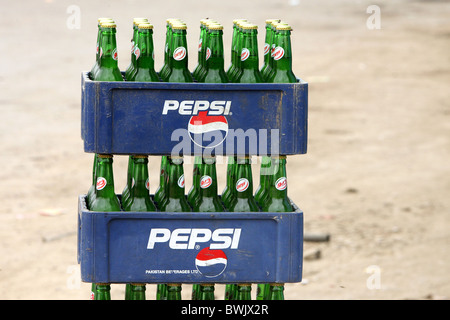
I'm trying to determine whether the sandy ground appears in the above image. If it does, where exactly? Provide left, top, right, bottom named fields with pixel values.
left=0, top=0, right=449, bottom=300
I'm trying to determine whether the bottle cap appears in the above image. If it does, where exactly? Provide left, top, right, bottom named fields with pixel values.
left=208, top=24, right=223, bottom=30
left=101, top=22, right=117, bottom=28
left=138, top=23, right=154, bottom=29
left=241, top=23, right=258, bottom=30
left=276, top=24, right=292, bottom=31
left=172, top=23, right=187, bottom=30
left=265, top=19, right=280, bottom=24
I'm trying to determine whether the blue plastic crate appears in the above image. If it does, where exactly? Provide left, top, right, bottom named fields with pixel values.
left=77, top=195, right=303, bottom=284
left=81, top=72, right=308, bottom=156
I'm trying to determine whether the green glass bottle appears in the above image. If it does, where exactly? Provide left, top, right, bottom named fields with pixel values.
left=221, top=156, right=237, bottom=209
left=266, top=24, right=297, bottom=83
left=254, top=156, right=272, bottom=209
left=128, top=283, right=146, bottom=300
left=260, top=19, right=280, bottom=81
left=164, top=23, right=193, bottom=83
left=234, top=23, right=263, bottom=83
left=262, top=156, right=293, bottom=213
left=125, top=18, right=148, bottom=80
left=95, top=22, right=123, bottom=82
left=159, top=156, right=191, bottom=212
left=228, top=156, right=259, bottom=212
left=166, top=283, right=182, bottom=300
left=123, top=155, right=156, bottom=212
left=154, top=156, right=168, bottom=208
left=236, top=283, right=252, bottom=300
left=128, top=23, right=159, bottom=82
left=200, top=283, right=215, bottom=300
left=90, top=154, right=121, bottom=212
left=268, top=283, right=285, bottom=300
left=94, top=283, right=111, bottom=300
left=197, top=23, right=229, bottom=83
left=193, top=156, right=224, bottom=212
left=90, top=18, right=114, bottom=80
left=187, top=156, right=202, bottom=208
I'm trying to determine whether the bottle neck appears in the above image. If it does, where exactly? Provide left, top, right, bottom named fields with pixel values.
left=272, top=30, right=293, bottom=71
left=131, top=156, right=150, bottom=197
left=235, top=157, right=254, bottom=199
left=170, top=29, right=189, bottom=70
left=205, top=30, right=225, bottom=70
left=166, top=157, right=186, bottom=199
left=268, top=157, right=288, bottom=199
left=200, top=157, right=218, bottom=196
left=95, top=155, right=116, bottom=198
left=99, top=28, right=119, bottom=68
left=136, top=29, right=155, bottom=69
left=240, top=30, right=259, bottom=71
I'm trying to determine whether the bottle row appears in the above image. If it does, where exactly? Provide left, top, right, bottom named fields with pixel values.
left=92, top=282, right=284, bottom=300
left=90, top=17, right=297, bottom=84
left=86, top=154, right=293, bottom=214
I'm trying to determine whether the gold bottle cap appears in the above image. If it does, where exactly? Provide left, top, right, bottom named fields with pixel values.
left=208, top=23, right=223, bottom=30
left=276, top=24, right=292, bottom=31
left=241, top=23, right=258, bottom=30
left=138, top=23, right=154, bottom=29
left=265, top=19, right=280, bottom=24
left=172, top=23, right=187, bottom=30
left=101, top=22, right=117, bottom=28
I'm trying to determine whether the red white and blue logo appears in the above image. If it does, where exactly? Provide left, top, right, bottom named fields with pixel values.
left=195, top=247, right=228, bottom=278
left=188, top=111, right=229, bottom=148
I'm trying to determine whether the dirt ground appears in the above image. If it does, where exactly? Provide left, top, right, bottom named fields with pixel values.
left=0, top=0, right=448, bottom=300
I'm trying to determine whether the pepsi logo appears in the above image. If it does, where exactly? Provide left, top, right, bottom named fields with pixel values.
left=188, top=111, right=229, bottom=148
left=275, top=177, right=287, bottom=191
left=272, top=46, right=285, bottom=61
left=195, top=247, right=227, bottom=278
left=178, top=174, right=185, bottom=188
left=241, top=48, right=250, bottom=61
left=263, top=43, right=270, bottom=55
left=96, top=177, right=107, bottom=190
left=235, top=178, right=249, bottom=192
left=206, top=47, right=211, bottom=61
left=112, top=48, right=118, bottom=61
left=198, top=38, right=202, bottom=52
left=200, top=175, right=212, bottom=189
left=173, top=46, right=186, bottom=61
